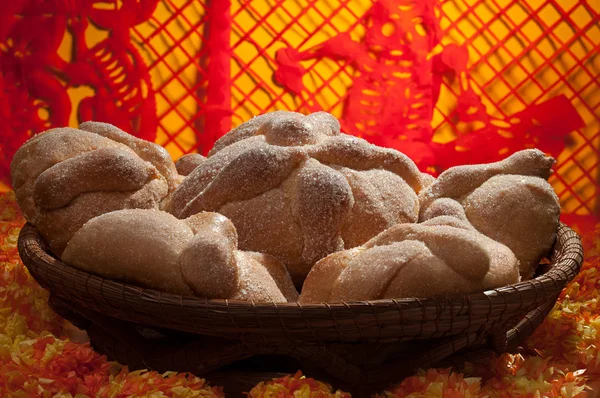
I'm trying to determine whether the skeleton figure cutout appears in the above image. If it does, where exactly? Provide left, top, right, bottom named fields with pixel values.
left=0, top=0, right=159, bottom=184
left=273, top=0, right=583, bottom=174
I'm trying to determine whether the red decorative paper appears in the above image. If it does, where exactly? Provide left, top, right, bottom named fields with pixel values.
left=1, top=0, right=597, bottom=224
left=274, top=0, right=585, bottom=175
left=0, top=0, right=159, bottom=184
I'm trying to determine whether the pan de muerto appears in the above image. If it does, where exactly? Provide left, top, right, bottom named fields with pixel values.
left=169, top=111, right=426, bottom=284
left=62, top=209, right=298, bottom=302
left=10, top=122, right=177, bottom=256
left=299, top=199, right=519, bottom=303
left=419, top=149, right=560, bottom=279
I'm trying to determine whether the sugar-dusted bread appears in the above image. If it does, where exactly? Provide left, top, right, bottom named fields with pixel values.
left=176, top=153, right=207, bottom=176
left=62, top=209, right=298, bottom=302
left=420, top=172, right=436, bottom=190
left=169, top=111, right=427, bottom=284
left=11, top=123, right=178, bottom=256
left=78, top=122, right=179, bottom=193
left=419, top=149, right=560, bottom=279
left=299, top=201, right=519, bottom=303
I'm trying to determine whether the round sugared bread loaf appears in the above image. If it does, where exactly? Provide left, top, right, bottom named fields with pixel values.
left=418, top=149, right=560, bottom=280
left=169, top=111, right=429, bottom=285
left=300, top=201, right=520, bottom=303
left=11, top=122, right=178, bottom=256
left=62, top=209, right=298, bottom=302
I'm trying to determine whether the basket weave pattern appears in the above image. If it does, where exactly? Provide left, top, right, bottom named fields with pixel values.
left=18, top=222, right=583, bottom=389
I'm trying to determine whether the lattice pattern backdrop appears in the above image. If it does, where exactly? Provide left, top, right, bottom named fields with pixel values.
left=0, top=0, right=598, bottom=230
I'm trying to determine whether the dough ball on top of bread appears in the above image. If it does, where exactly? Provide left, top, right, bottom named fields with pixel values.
left=169, top=110, right=431, bottom=285
left=62, top=209, right=298, bottom=302
left=299, top=199, right=519, bottom=303
left=10, top=122, right=178, bottom=257
left=175, top=153, right=207, bottom=176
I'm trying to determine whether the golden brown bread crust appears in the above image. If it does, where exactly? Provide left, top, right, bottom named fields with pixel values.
left=418, top=149, right=560, bottom=279
left=170, top=111, right=423, bottom=284
left=299, top=211, right=520, bottom=303
left=10, top=124, right=172, bottom=256
left=62, top=209, right=297, bottom=302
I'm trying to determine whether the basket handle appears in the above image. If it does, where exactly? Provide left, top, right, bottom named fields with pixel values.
left=501, top=295, right=558, bottom=353
left=493, top=223, right=584, bottom=353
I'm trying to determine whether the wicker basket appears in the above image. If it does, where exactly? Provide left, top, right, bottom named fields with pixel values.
left=18, top=222, right=583, bottom=394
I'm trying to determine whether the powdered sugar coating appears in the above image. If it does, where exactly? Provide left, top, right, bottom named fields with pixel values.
left=209, top=111, right=302, bottom=156
left=464, top=174, right=560, bottom=279
left=293, top=159, right=353, bottom=279
left=180, top=222, right=239, bottom=298
left=219, top=183, right=304, bottom=269
left=419, top=149, right=555, bottom=216
left=421, top=198, right=471, bottom=227
left=35, top=178, right=168, bottom=258
left=307, top=135, right=422, bottom=192
left=300, top=213, right=519, bottom=303
left=338, top=167, right=419, bottom=248
left=232, top=252, right=298, bottom=302
left=295, top=249, right=360, bottom=304
left=168, top=136, right=270, bottom=214
left=33, top=147, right=157, bottom=210
left=170, top=111, right=423, bottom=284
left=418, top=149, right=560, bottom=279
left=180, top=145, right=308, bottom=218
left=11, top=128, right=129, bottom=222
left=420, top=172, right=436, bottom=190
left=63, top=209, right=195, bottom=295
left=63, top=209, right=297, bottom=302
left=243, top=251, right=299, bottom=301
left=79, top=121, right=179, bottom=193
left=175, top=153, right=207, bottom=176
left=10, top=124, right=170, bottom=256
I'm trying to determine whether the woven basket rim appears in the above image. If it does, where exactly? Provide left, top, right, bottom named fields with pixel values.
left=16, top=222, right=584, bottom=382
left=19, top=222, right=582, bottom=309
left=18, top=222, right=584, bottom=344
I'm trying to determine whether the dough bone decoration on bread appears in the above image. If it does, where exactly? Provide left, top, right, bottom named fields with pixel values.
left=10, top=122, right=178, bottom=257
left=299, top=199, right=520, bottom=303
left=169, top=110, right=428, bottom=285
left=418, top=149, right=560, bottom=280
left=62, top=209, right=298, bottom=302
